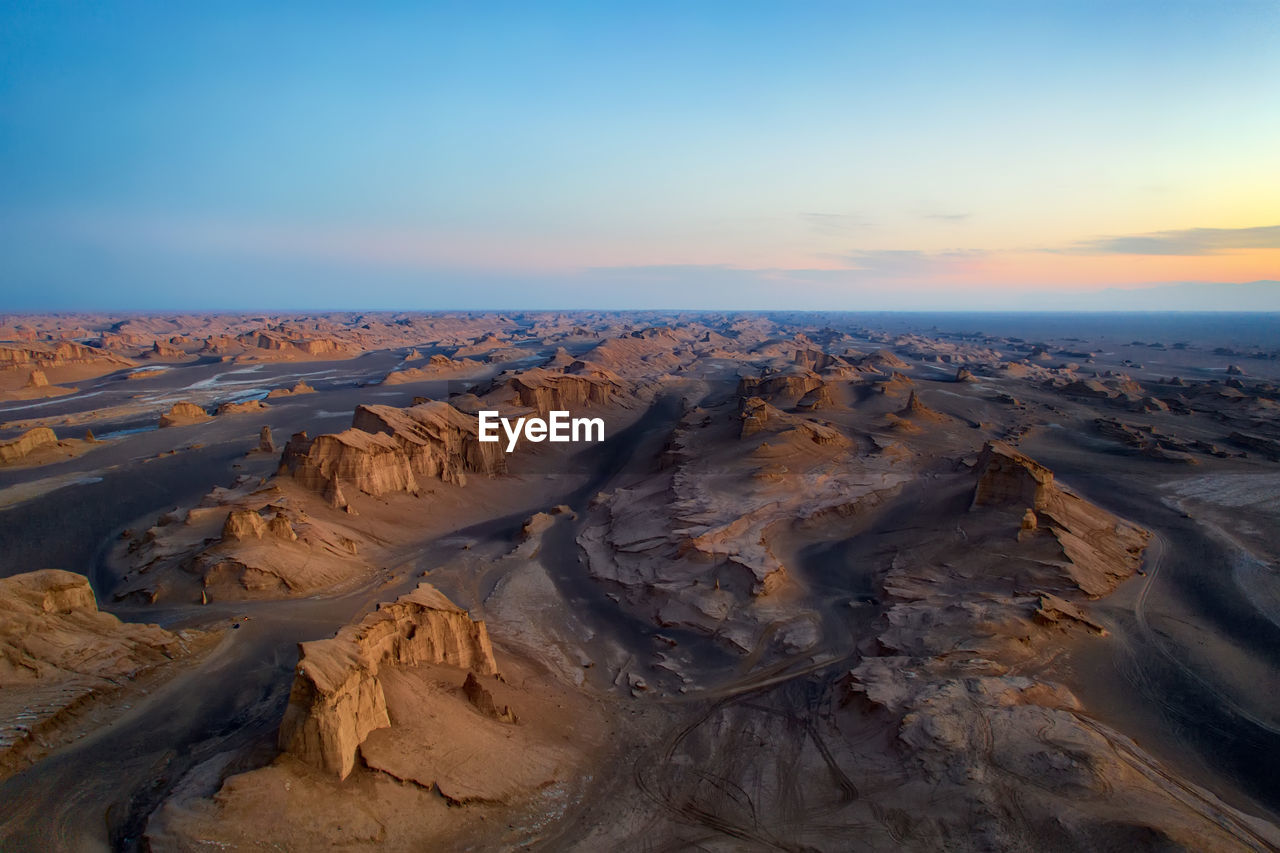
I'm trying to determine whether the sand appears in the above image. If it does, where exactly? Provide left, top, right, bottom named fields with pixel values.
left=0, top=311, right=1277, bottom=851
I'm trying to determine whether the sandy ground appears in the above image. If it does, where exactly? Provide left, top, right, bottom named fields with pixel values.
left=0, top=311, right=1277, bottom=851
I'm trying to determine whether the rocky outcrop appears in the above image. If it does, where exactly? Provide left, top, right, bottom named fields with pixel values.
left=265, top=380, right=316, bottom=398
left=277, top=583, right=497, bottom=778
left=491, top=368, right=615, bottom=414
left=0, top=341, right=133, bottom=373
left=382, top=354, right=481, bottom=385
left=1060, top=379, right=1114, bottom=399
left=158, top=401, right=212, bottom=427
left=877, top=371, right=915, bottom=398
left=1095, top=418, right=1198, bottom=462
left=971, top=441, right=1149, bottom=596
left=793, top=348, right=848, bottom=372
left=0, top=427, right=58, bottom=464
left=462, top=671, right=517, bottom=723
left=220, top=508, right=297, bottom=543
left=737, top=369, right=823, bottom=402
left=279, top=402, right=505, bottom=505
left=972, top=441, right=1055, bottom=510
left=795, top=383, right=833, bottom=411
left=0, top=571, right=198, bottom=777
left=23, top=370, right=49, bottom=388
left=1228, top=431, right=1280, bottom=460
left=738, top=396, right=781, bottom=438
left=215, top=399, right=269, bottom=416
left=142, top=340, right=186, bottom=359
left=112, top=478, right=373, bottom=603
left=257, top=426, right=274, bottom=453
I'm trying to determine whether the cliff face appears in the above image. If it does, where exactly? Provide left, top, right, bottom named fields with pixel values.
left=278, top=583, right=497, bottom=779
left=972, top=441, right=1055, bottom=510
left=279, top=402, right=504, bottom=505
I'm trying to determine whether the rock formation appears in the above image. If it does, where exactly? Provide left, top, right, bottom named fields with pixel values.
left=279, top=402, right=505, bottom=504
left=972, top=441, right=1055, bottom=510
left=0, top=571, right=198, bottom=777
left=0, top=427, right=59, bottom=464
left=277, top=583, right=497, bottom=778
left=971, top=441, right=1149, bottom=595
left=795, top=383, right=833, bottom=411
left=158, top=401, right=212, bottom=427
left=265, top=380, right=316, bottom=398
left=488, top=367, right=616, bottom=414
left=215, top=399, right=269, bottom=416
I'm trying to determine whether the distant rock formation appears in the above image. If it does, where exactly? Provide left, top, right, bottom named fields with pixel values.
left=381, top=354, right=481, bottom=385
left=492, top=368, right=615, bottom=414
left=0, top=340, right=133, bottom=374
left=861, top=348, right=907, bottom=370
left=142, top=340, right=186, bottom=360
left=158, top=401, right=212, bottom=428
left=278, top=402, right=505, bottom=506
left=877, top=371, right=915, bottom=398
left=215, top=399, right=269, bottom=416
left=23, top=370, right=49, bottom=388
left=738, top=368, right=823, bottom=403
left=894, top=390, right=948, bottom=423
left=793, top=348, right=848, bottom=372
left=265, top=380, right=316, bottom=399
left=257, top=425, right=274, bottom=453
left=277, top=583, right=497, bottom=778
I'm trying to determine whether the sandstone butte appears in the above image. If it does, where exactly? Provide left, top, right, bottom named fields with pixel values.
left=278, top=401, right=506, bottom=507
left=971, top=440, right=1149, bottom=596
left=0, top=427, right=59, bottom=464
left=158, top=401, right=213, bottom=428
left=498, top=368, right=617, bottom=414
left=264, top=380, right=316, bottom=399
left=277, top=583, right=497, bottom=779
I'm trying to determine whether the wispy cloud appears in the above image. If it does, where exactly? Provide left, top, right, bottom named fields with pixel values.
left=799, top=212, right=875, bottom=234
left=1060, top=224, right=1280, bottom=256
left=920, top=212, right=972, bottom=223
left=842, top=248, right=987, bottom=277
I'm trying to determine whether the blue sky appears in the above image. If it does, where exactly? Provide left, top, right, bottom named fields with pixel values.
left=2, top=1, right=1278, bottom=310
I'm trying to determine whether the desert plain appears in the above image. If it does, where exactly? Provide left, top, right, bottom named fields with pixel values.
left=0, top=310, right=1277, bottom=852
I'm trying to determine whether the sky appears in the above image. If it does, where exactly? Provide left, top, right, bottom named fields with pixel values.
left=1, top=1, right=1278, bottom=311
